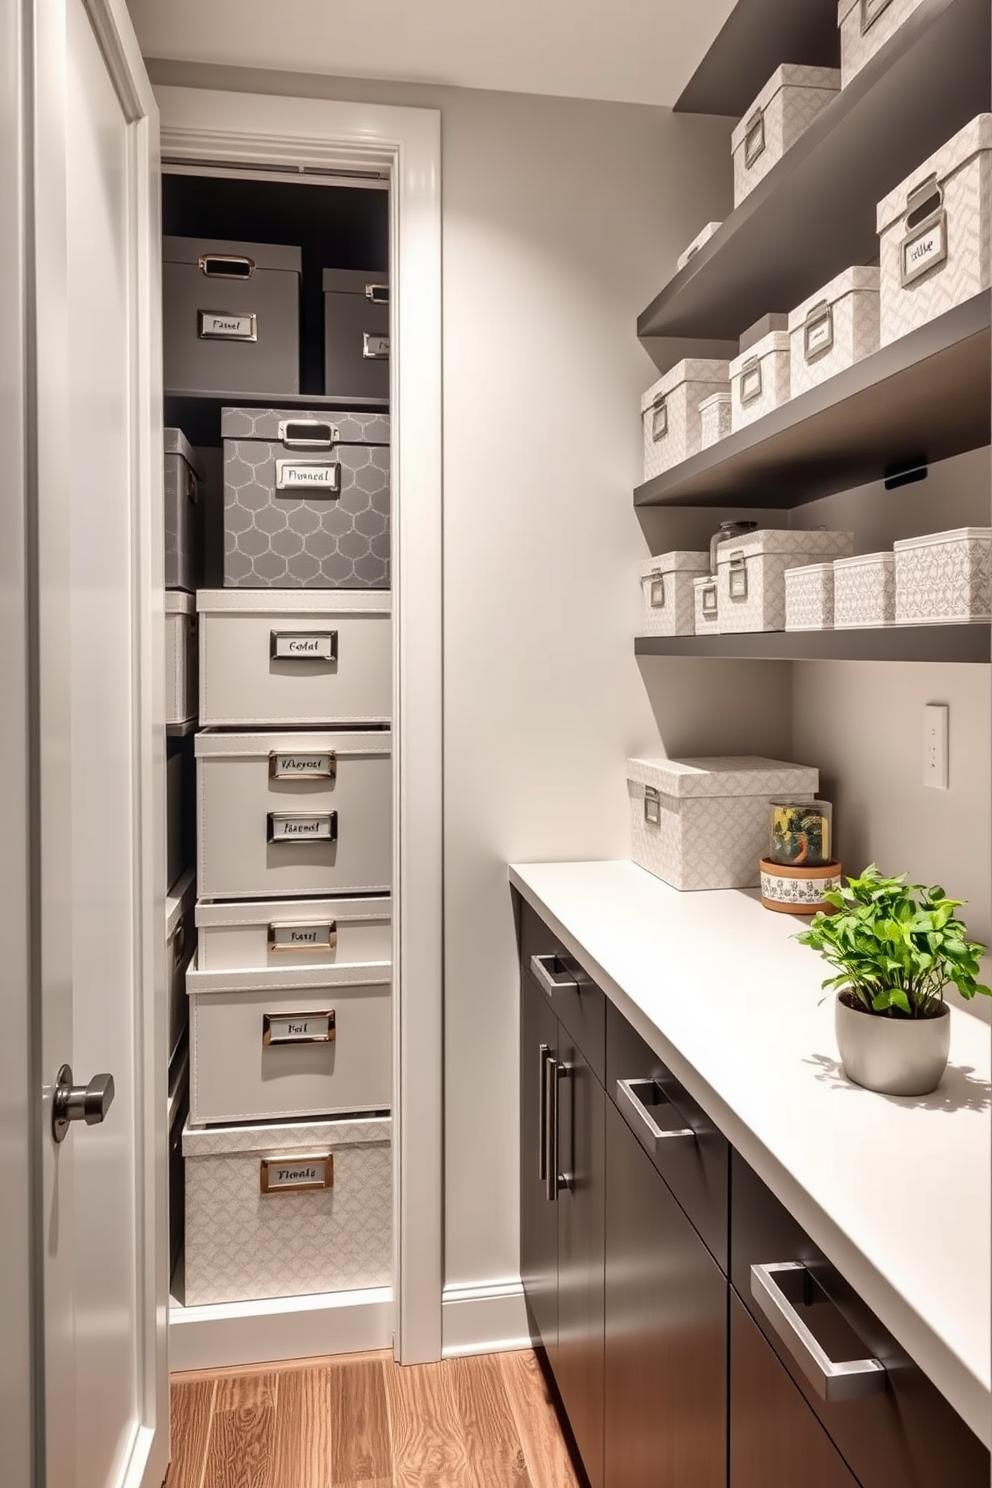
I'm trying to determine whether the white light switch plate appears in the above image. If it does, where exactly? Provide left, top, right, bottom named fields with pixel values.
left=923, top=703, right=948, bottom=790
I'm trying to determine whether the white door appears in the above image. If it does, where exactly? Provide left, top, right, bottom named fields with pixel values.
left=30, top=1, right=167, bottom=1486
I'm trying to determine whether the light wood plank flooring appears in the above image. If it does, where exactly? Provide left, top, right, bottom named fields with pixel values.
left=166, top=1349, right=582, bottom=1488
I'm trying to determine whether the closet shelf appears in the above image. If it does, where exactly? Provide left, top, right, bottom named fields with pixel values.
left=674, top=0, right=838, bottom=119
left=634, top=624, right=991, bottom=664
left=638, top=0, right=990, bottom=342
left=164, top=389, right=389, bottom=446
left=633, top=297, right=991, bottom=510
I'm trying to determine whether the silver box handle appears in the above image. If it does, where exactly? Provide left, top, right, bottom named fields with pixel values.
left=365, top=282, right=390, bottom=304
left=199, top=252, right=255, bottom=279
left=616, top=1077, right=694, bottom=1159
left=530, top=953, right=578, bottom=997
left=276, top=418, right=338, bottom=449
left=750, top=1263, right=886, bottom=1402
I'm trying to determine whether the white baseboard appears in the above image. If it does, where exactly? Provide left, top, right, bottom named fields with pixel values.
left=168, top=1285, right=393, bottom=1372
left=441, top=1278, right=531, bottom=1358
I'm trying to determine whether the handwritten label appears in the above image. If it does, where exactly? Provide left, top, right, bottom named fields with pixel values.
left=197, top=310, right=257, bottom=341
left=804, top=310, right=833, bottom=360
left=269, top=752, right=336, bottom=780
left=268, top=812, right=337, bottom=844
left=902, top=218, right=946, bottom=287
left=269, top=631, right=338, bottom=661
left=275, top=460, right=340, bottom=492
left=263, top=1010, right=335, bottom=1045
left=260, top=1154, right=334, bottom=1193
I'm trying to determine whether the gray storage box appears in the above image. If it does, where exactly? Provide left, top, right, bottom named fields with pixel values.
left=323, top=269, right=389, bottom=399
left=163, top=236, right=302, bottom=396
left=164, top=428, right=203, bottom=591
left=222, top=406, right=390, bottom=589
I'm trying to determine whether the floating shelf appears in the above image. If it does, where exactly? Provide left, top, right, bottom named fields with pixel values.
left=675, top=0, right=838, bottom=118
left=164, top=388, right=389, bottom=446
left=635, top=625, right=991, bottom=664
left=634, top=298, right=990, bottom=509
left=639, top=0, right=990, bottom=342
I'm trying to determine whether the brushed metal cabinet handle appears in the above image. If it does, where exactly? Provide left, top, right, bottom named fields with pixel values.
left=616, top=1077, right=694, bottom=1159
left=750, top=1262, right=886, bottom=1402
left=537, top=1044, right=551, bottom=1183
left=544, top=1055, right=559, bottom=1203
left=530, top=953, right=578, bottom=997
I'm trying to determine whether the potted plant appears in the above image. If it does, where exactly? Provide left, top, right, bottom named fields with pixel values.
left=796, top=865, right=990, bottom=1096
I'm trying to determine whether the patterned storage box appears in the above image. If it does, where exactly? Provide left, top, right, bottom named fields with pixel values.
left=729, top=331, right=791, bottom=431
left=196, top=894, right=391, bottom=974
left=166, top=591, right=197, bottom=728
left=640, top=552, right=711, bottom=637
left=894, top=527, right=992, bottom=624
left=164, top=428, right=203, bottom=592
left=834, top=552, right=896, bottom=627
left=838, top=0, right=927, bottom=89
left=222, top=406, right=390, bottom=589
left=877, top=115, right=992, bottom=347
left=183, top=1114, right=392, bottom=1306
left=677, top=222, right=722, bottom=271
left=628, top=756, right=819, bottom=892
left=732, top=66, right=841, bottom=207
left=641, top=360, right=730, bottom=482
left=785, top=563, right=836, bottom=631
left=693, top=576, right=720, bottom=635
left=166, top=868, right=196, bottom=1066
left=718, top=529, right=854, bottom=633
left=700, top=392, right=732, bottom=448
left=788, top=266, right=880, bottom=397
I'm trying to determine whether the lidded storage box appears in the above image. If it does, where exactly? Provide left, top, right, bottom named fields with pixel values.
left=183, top=1114, right=392, bottom=1306
left=729, top=331, right=791, bottom=430
left=166, top=867, right=196, bottom=1066
left=838, top=0, right=927, bottom=89
left=196, top=894, right=392, bottom=974
left=163, top=237, right=301, bottom=396
left=222, top=406, right=390, bottom=590
left=717, top=528, right=854, bottom=633
left=676, top=222, right=722, bottom=271
left=877, top=114, right=992, bottom=346
left=787, top=266, right=880, bottom=396
left=785, top=562, right=835, bottom=631
left=893, top=527, right=992, bottom=624
left=639, top=552, right=711, bottom=638
left=700, top=392, right=732, bottom=448
left=323, top=269, right=390, bottom=400
left=834, top=551, right=896, bottom=627
left=693, top=576, right=720, bottom=635
left=164, top=428, right=203, bottom=592
left=641, top=359, right=730, bottom=482
left=732, top=66, right=841, bottom=207
left=166, top=591, right=197, bottom=728
left=627, top=756, right=820, bottom=891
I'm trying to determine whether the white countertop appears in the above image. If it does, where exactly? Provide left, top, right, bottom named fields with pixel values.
left=509, top=859, right=992, bottom=1447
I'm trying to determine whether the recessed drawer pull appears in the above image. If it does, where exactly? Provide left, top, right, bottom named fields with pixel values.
left=750, top=1263, right=886, bottom=1402
left=530, top=953, right=578, bottom=997
left=616, top=1077, right=694, bottom=1157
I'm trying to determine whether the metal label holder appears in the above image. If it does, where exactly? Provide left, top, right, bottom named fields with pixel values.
left=700, top=581, right=718, bottom=616
left=900, top=178, right=947, bottom=288
left=197, top=310, right=257, bottom=342
left=259, top=1153, right=334, bottom=1194
left=804, top=302, right=834, bottom=361
left=728, top=551, right=749, bottom=600
left=649, top=575, right=666, bottom=608
left=262, top=1010, right=336, bottom=1047
left=268, top=920, right=338, bottom=952
left=744, top=111, right=766, bottom=169
left=643, top=785, right=661, bottom=825
left=651, top=396, right=669, bottom=442
left=268, top=751, right=337, bottom=781
left=267, top=812, right=338, bottom=845
left=363, top=332, right=390, bottom=360
left=739, top=357, right=763, bottom=405
left=274, top=460, right=341, bottom=494
left=269, top=630, right=338, bottom=662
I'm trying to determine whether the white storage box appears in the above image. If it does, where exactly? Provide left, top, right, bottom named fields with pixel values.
left=183, top=1114, right=392, bottom=1306
left=894, top=527, right=992, bottom=624
left=838, top=0, right=927, bottom=89
left=640, top=552, right=711, bottom=638
left=195, top=729, right=392, bottom=900
left=785, top=563, right=835, bottom=631
left=732, top=66, right=841, bottom=206
left=196, top=894, right=391, bottom=974
left=677, top=222, right=722, bottom=270
left=166, top=591, right=197, bottom=728
left=693, top=577, right=720, bottom=635
left=718, top=529, right=854, bottom=633
left=166, top=736, right=193, bottom=892
left=641, top=359, right=730, bottom=482
left=187, top=957, right=391, bottom=1125
left=729, top=331, right=791, bottom=430
left=197, top=589, right=391, bottom=728
left=628, top=756, right=819, bottom=891
left=788, top=266, right=880, bottom=396
left=834, top=552, right=896, bottom=627
left=877, top=114, right=992, bottom=346
left=700, top=392, right=732, bottom=449
left=166, top=868, right=196, bottom=1065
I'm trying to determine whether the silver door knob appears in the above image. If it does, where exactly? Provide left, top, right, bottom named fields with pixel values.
left=52, top=1064, right=115, bottom=1144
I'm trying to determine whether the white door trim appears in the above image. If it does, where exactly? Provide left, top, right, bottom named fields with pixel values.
left=155, top=85, right=444, bottom=1365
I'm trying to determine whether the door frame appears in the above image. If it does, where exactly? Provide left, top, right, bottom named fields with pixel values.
left=155, top=85, right=444, bottom=1364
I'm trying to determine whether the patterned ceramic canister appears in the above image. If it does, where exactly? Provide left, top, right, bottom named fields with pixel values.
left=760, top=858, right=843, bottom=915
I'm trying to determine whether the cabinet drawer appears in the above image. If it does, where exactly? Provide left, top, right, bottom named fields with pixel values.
left=519, top=899, right=604, bottom=1080
left=606, top=999, right=728, bottom=1271
left=731, top=1152, right=989, bottom=1488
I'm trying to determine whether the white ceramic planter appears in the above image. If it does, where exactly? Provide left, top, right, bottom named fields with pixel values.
left=835, top=995, right=950, bottom=1096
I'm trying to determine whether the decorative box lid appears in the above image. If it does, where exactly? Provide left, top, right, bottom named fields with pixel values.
left=194, top=728, right=391, bottom=761
left=699, top=391, right=732, bottom=411
left=195, top=894, right=391, bottom=929
left=739, top=313, right=789, bottom=354
left=220, top=406, right=390, bottom=445
left=677, top=222, right=722, bottom=271
left=323, top=267, right=389, bottom=296
left=834, top=550, right=895, bottom=569
left=196, top=587, right=391, bottom=617
left=186, top=953, right=390, bottom=999
left=628, top=755, right=820, bottom=800
left=166, top=866, right=196, bottom=940
left=788, top=265, right=881, bottom=331
left=877, top=113, right=992, bottom=233
left=693, top=576, right=717, bottom=589
left=165, top=590, right=196, bottom=617
left=641, top=359, right=730, bottom=414
left=729, top=331, right=791, bottom=377
left=641, top=551, right=711, bottom=580
left=893, top=527, right=992, bottom=551
left=731, top=64, right=841, bottom=152
left=716, top=528, right=854, bottom=562
left=784, top=562, right=835, bottom=578
left=164, top=426, right=202, bottom=476
left=163, top=235, right=301, bottom=275
left=183, top=1112, right=391, bottom=1159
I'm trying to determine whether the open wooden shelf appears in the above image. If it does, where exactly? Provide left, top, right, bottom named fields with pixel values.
left=634, top=297, right=991, bottom=509
left=638, top=0, right=990, bottom=342
left=635, top=624, right=991, bottom=663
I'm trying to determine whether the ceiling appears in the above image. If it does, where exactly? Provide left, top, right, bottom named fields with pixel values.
left=126, top=0, right=738, bottom=108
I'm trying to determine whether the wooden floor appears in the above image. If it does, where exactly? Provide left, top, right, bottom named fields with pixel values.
left=166, top=1349, right=583, bottom=1488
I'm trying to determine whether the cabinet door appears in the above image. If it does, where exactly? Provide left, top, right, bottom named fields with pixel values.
left=556, top=1034, right=605, bottom=1488
left=731, top=1293, right=860, bottom=1488
left=604, top=1099, right=726, bottom=1488
left=520, top=970, right=559, bottom=1360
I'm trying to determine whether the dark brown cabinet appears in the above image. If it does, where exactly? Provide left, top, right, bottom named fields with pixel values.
left=520, top=967, right=560, bottom=1370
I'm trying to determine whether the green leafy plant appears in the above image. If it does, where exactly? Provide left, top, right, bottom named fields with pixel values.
left=795, top=864, right=991, bottom=1019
